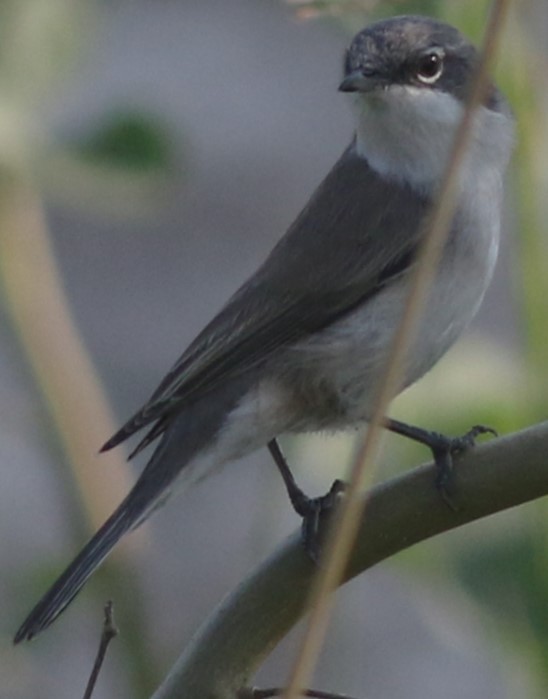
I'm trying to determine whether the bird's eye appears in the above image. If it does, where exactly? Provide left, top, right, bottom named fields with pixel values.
left=416, top=51, right=444, bottom=84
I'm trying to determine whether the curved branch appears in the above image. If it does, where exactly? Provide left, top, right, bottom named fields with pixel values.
left=151, top=422, right=548, bottom=699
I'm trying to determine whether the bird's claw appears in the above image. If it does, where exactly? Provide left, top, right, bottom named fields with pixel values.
left=300, top=479, right=346, bottom=563
left=430, top=424, right=496, bottom=508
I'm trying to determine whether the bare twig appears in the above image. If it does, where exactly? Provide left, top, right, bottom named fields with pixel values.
left=281, top=2, right=513, bottom=697
left=82, top=601, right=119, bottom=699
left=243, top=687, right=360, bottom=698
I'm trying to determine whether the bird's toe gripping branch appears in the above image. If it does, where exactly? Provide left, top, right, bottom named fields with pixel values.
left=267, top=439, right=346, bottom=561
left=386, top=419, right=497, bottom=507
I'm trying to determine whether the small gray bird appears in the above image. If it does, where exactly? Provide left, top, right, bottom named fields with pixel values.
left=15, top=15, right=514, bottom=643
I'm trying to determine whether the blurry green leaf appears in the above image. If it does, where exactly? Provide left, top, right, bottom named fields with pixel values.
left=74, top=111, right=174, bottom=174
left=455, top=532, right=548, bottom=684
left=457, top=536, right=547, bottom=630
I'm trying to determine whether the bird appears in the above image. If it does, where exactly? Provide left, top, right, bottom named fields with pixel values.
left=14, top=14, right=514, bottom=643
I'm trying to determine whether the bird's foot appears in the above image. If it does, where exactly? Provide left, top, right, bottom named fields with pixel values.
left=386, top=420, right=496, bottom=508
left=267, top=439, right=347, bottom=561
left=418, top=425, right=496, bottom=508
left=295, top=479, right=346, bottom=562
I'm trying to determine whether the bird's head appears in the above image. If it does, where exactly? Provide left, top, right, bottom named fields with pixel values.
left=340, top=16, right=514, bottom=190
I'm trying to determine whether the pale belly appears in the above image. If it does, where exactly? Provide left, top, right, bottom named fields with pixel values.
left=277, top=209, right=500, bottom=430
left=201, top=178, right=503, bottom=459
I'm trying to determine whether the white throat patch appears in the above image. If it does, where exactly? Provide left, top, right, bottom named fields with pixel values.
left=352, top=85, right=513, bottom=194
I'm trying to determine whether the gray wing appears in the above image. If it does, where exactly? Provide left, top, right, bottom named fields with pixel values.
left=102, top=144, right=429, bottom=455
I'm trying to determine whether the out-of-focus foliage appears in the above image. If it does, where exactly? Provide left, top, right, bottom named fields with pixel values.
left=0, top=2, right=177, bottom=698
left=0, top=0, right=87, bottom=101
left=74, top=111, right=173, bottom=173
left=0, top=0, right=176, bottom=213
left=288, top=0, right=439, bottom=23
left=52, top=109, right=178, bottom=218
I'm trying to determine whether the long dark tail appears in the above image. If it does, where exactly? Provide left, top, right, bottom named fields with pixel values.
left=14, top=380, right=242, bottom=644
left=13, top=491, right=153, bottom=643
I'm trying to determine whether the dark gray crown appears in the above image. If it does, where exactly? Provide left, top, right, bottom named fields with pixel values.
left=343, top=15, right=503, bottom=112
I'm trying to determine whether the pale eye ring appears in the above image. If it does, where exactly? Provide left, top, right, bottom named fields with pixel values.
left=416, top=51, right=444, bottom=84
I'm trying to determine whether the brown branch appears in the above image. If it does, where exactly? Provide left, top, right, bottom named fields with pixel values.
left=150, top=421, right=548, bottom=699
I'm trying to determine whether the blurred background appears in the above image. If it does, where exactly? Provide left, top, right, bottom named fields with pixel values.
left=1, top=1, right=547, bottom=697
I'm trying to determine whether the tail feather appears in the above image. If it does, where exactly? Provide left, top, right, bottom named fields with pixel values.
left=13, top=498, right=143, bottom=644
left=15, top=380, right=241, bottom=644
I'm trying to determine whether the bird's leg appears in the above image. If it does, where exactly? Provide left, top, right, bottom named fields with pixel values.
left=384, top=418, right=496, bottom=506
left=268, top=417, right=495, bottom=555
left=267, top=439, right=345, bottom=561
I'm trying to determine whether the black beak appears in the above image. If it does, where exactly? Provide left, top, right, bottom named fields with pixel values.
left=338, top=69, right=379, bottom=93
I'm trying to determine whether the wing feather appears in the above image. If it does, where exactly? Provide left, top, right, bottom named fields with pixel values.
left=101, top=145, right=429, bottom=453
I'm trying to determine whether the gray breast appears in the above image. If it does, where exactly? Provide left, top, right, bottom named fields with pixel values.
left=275, top=173, right=502, bottom=431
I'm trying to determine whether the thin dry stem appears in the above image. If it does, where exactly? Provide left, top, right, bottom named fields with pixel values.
left=0, top=175, right=139, bottom=544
